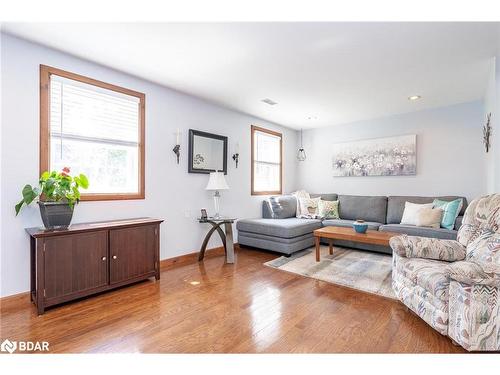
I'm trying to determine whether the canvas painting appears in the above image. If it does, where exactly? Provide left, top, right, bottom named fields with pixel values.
left=332, top=135, right=416, bottom=177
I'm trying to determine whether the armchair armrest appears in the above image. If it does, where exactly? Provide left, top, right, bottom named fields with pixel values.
left=448, top=261, right=500, bottom=287
left=390, top=235, right=466, bottom=261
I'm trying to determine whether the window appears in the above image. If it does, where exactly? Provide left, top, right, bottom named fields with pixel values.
left=251, top=125, right=282, bottom=195
left=40, top=65, right=145, bottom=200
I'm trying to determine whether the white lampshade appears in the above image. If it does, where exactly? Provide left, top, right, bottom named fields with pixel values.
left=205, top=171, right=229, bottom=190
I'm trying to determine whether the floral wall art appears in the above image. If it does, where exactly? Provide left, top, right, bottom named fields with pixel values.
left=332, top=135, right=417, bottom=177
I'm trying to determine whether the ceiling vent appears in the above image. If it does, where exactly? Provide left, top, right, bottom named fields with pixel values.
left=261, top=98, right=277, bottom=105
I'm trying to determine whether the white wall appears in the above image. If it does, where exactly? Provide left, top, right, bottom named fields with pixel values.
left=297, top=101, right=487, bottom=202
left=493, top=55, right=500, bottom=192
left=484, top=58, right=497, bottom=193
left=0, top=34, right=298, bottom=297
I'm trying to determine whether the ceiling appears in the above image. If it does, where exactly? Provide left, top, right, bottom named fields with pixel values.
left=3, top=22, right=499, bottom=129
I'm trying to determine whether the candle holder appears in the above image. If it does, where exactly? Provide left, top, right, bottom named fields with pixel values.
left=173, top=144, right=180, bottom=164
left=232, top=153, right=239, bottom=168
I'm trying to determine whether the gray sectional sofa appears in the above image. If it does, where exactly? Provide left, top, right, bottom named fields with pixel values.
left=236, top=194, right=467, bottom=255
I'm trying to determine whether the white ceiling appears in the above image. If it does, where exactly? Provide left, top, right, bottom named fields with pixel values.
left=3, top=22, right=499, bottom=129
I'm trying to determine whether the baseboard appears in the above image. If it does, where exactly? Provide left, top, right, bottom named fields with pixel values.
left=0, top=290, right=30, bottom=304
left=0, top=244, right=239, bottom=303
left=160, top=243, right=239, bottom=270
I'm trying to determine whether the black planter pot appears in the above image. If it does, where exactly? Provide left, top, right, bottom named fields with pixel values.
left=38, top=201, right=74, bottom=230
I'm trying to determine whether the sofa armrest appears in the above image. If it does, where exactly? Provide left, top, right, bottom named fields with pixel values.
left=448, top=261, right=500, bottom=287
left=389, top=234, right=466, bottom=261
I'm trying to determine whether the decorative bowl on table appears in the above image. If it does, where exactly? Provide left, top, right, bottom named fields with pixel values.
left=353, top=219, right=368, bottom=233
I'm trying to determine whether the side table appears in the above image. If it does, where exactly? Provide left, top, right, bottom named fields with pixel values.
left=198, top=217, right=236, bottom=263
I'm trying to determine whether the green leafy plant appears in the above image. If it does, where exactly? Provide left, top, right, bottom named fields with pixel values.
left=15, top=167, right=89, bottom=215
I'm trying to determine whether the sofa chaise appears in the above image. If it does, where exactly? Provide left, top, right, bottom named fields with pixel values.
left=237, top=194, right=467, bottom=255
left=390, top=194, right=500, bottom=351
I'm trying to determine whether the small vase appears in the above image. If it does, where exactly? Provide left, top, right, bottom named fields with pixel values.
left=38, top=201, right=74, bottom=230
left=353, top=219, right=368, bottom=234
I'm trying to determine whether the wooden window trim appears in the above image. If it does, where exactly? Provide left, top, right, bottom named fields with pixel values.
left=251, top=125, right=283, bottom=196
left=40, top=65, right=146, bottom=201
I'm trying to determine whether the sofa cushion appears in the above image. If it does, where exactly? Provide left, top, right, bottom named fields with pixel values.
left=268, top=195, right=297, bottom=219
left=237, top=230, right=312, bottom=244
left=379, top=224, right=457, bottom=240
left=322, top=219, right=382, bottom=230
left=386, top=196, right=468, bottom=225
left=236, top=218, right=322, bottom=239
left=338, top=195, right=387, bottom=223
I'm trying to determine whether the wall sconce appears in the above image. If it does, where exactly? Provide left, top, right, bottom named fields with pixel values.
left=173, top=128, right=181, bottom=164
left=232, top=142, right=239, bottom=168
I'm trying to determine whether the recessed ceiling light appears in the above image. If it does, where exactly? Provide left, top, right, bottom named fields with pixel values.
left=408, top=95, right=421, bottom=101
left=261, top=98, right=277, bottom=105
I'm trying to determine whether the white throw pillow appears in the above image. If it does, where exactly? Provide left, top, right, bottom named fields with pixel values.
left=292, top=190, right=311, bottom=217
left=400, top=202, right=434, bottom=226
left=415, top=207, right=444, bottom=228
left=297, top=197, right=320, bottom=218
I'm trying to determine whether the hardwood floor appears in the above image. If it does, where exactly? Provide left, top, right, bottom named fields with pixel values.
left=0, top=247, right=464, bottom=353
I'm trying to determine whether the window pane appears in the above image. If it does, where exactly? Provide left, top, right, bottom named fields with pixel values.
left=51, top=137, right=139, bottom=194
left=254, top=162, right=280, bottom=192
left=50, top=76, right=139, bottom=143
left=255, top=131, right=280, bottom=163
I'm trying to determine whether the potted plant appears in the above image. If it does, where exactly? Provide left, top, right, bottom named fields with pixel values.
left=15, top=167, right=89, bottom=229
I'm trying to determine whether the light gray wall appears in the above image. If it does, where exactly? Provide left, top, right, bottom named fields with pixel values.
left=0, top=34, right=298, bottom=297
left=495, top=57, right=500, bottom=192
left=297, top=101, right=487, bottom=202
left=484, top=58, right=497, bottom=193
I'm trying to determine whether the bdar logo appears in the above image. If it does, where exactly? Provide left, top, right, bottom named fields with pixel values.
left=1, top=339, right=17, bottom=354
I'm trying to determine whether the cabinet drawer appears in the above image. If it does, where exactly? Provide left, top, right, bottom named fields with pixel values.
left=43, top=230, right=108, bottom=299
left=109, top=225, right=157, bottom=284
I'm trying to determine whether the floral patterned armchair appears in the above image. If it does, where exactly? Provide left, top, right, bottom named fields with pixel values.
left=390, top=194, right=500, bottom=351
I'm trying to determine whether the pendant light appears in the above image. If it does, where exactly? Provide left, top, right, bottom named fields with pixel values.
left=297, top=128, right=306, bottom=161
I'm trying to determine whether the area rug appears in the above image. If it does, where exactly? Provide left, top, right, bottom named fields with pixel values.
left=264, top=246, right=396, bottom=299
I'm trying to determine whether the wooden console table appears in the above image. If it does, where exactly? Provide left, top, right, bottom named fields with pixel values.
left=26, top=217, right=163, bottom=314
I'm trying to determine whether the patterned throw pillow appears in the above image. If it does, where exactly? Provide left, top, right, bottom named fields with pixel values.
left=297, top=197, right=320, bottom=218
left=318, top=199, right=339, bottom=219
left=433, top=198, right=463, bottom=230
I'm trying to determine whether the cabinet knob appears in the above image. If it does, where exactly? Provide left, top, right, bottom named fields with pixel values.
left=112, top=255, right=117, bottom=260
left=102, top=256, right=106, bottom=261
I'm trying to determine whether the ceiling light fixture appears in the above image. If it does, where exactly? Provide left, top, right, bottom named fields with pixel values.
left=261, top=98, right=277, bottom=105
left=297, top=129, right=306, bottom=162
left=408, top=95, right=421, bottom=101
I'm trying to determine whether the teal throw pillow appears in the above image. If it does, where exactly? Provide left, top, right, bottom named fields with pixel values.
left=432, top=198, right=463, bottom=230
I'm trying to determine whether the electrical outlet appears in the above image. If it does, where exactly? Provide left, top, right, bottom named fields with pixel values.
left=184, top=210, right=190, bottom=218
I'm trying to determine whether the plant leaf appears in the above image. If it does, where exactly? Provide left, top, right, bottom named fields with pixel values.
left=79, top=174, right=89, bottom=189
left=15, top=199, right=24, bottom=216
left=22, top=184, right=38, bottom=205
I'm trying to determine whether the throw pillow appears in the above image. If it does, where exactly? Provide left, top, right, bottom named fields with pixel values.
left=318, top=199, right=339, bottom=219
left=297, top=197, right=320, bottom=218
left=292, top=190, right=311, bottom=217
left=415, top=207, right=443, bottom=228
left=400, top=202, right=434, bottom=226
left=433, top=198, right=464, bottom=230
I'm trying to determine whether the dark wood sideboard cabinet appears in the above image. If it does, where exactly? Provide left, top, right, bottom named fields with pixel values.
left=26, top=218, right=164, bottom=314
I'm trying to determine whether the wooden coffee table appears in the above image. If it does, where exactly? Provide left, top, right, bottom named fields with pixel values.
left=313, top=226, right=399, bottom=262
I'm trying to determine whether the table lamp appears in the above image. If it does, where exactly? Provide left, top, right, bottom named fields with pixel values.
left=205, top=171, right=229, bottom=219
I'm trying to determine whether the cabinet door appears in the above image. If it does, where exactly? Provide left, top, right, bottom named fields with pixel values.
left=44, top=231, right=108, bottom=299
left=109, top=225, right=157, bottom=284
